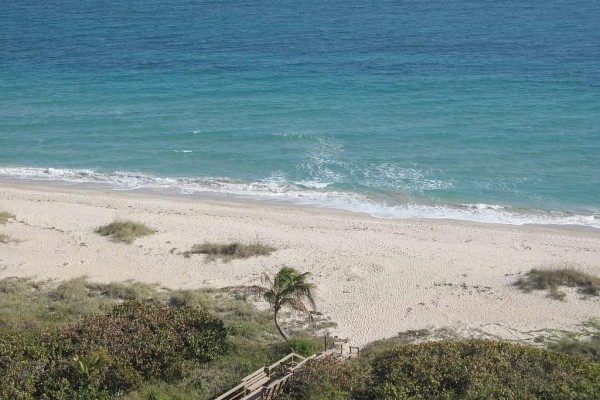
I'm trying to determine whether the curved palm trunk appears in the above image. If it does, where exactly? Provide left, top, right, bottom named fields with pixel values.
left=273, top=308, right=291, bottom=341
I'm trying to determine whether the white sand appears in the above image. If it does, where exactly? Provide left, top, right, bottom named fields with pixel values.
left=0, top=182, right=598, bottom=346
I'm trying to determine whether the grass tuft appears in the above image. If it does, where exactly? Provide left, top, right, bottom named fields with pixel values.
left=0, top=211, right=15, bottom=225
left=95, top=220, right=155, bottom=243
left=0, top=233, right=9, bottom=244
left=184, top=241, right=275, bottom=262
left=515, top=267, right=600, bottom=299
left=549, top=319, right=600, bottom=362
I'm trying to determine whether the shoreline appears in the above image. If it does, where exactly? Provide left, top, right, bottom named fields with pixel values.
left=0, top=181, right=599, bottom=346
left=0, top=177, right=598, bottom=234
left=1, top=166, right=598, bottom=231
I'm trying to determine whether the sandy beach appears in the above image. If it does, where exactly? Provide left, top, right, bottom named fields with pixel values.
left=0, top=182, right=598, bottom=346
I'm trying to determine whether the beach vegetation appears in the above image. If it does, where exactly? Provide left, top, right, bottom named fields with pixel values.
left=183, top=241, right=275, bottom=261
left=281, top=354, right=370, bottom=400
left=0, top=277, right=164, bottom=331
left=0, top=301, right=228, bottom=399
left=0, top=211, right=15, bottom=224
left=279, top=337, right=322, bottom=357
left=0, top=276, right=324, bottom=399
left=234, top=266, right=316, bottom=341
left=549, top=319, right=600, bottom=362
left=0, top=233, right=9, bottom=244
left=515, top=267, right=600, bottom=298
left=95, top=220, right=155, bottom=243
left=281, top=340, right=600, bottom=400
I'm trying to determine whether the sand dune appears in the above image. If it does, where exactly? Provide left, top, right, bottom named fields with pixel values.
left=0, top=182, right=598, bottom=346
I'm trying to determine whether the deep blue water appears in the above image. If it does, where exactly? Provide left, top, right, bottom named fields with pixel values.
left=1, top=0, right=599, bottom=227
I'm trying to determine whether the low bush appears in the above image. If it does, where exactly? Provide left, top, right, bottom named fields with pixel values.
left=169, top=289, right=213, bottom=309
left=63, top=301, right=228, bottom=390
left=359, top=329, right=434, bottom=360
left=95, top=220, right=155, bottom=243
left=280, top=337, right=322, bottom=357
left=516, top=267, right=600, bottom=298
left=282, top=355, right=369, bottom=400
left=0, top=211, right=15, bottom=224
left=184, top=241, right=275, bottom=262
left=0, top=301, right=229, bottom=399
left=282, top=340, right=600, bottom=400
left=366, top=340, right=600, bottom=399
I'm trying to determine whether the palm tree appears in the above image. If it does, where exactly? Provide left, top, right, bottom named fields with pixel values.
left=245, top=266, right=316, bottom=341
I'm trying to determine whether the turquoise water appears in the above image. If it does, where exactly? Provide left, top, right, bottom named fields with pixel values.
left=1, top=0, right=599, bottom=227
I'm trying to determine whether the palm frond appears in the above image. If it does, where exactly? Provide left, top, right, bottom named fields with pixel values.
left=281, top=296, right=311, bottom=315
left=260, top=272, right=274, bottom=288
left=263, top=290, right=277, bottom=306
left=304, top=289, right=317, bottom=311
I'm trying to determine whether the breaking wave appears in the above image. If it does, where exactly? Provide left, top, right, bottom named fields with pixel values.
left=0, top=166, right=598, bottom=230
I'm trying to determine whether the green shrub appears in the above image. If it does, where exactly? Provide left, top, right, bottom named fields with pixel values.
left=367, top=340, right=600, bottom=400
left=0, top=330, right=109, bottom=400
left=169, top=289, right=213, bottom=309
left=95, top=220, right=155, bottom=243
left=282, top=355, right=369, bottom=400
left=282, top=338, right=322, bottom=357
left=359, top=329, right=433, bottom=360
left=516, top=268, right=600, bottom=298
left=183, top=242, right=275, bottom=262
left=0, top=301, right=229, bottom=398
left=62, top=301, right=229, bottom=390
left=283, top=340, right=600, bottom=400
left=0, top=211, right=15, bottom=224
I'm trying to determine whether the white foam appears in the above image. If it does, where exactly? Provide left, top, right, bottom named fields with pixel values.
left=294, top=180, right=331, bottom=189
left=360, top=163, right=452, bottom=191
left=462, top=203, right=506, bottom=211
left=0, top=166, right=598, bottom=230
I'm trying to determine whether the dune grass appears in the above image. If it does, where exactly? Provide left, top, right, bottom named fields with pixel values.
left=0, top=234, right=9, bottom=244
left=95, top=220, right=155, bottom=243
left=515, top=267, right=600, bottom=298
left=0, top=277, right=164, bottom=330
left=549, top=319, right=600, bottom=363
left=184, top=241, right=275, bottom=262
left=0, top=211, right=15, bottom=225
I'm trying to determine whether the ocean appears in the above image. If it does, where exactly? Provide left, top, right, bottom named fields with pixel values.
left=1, top=0, right=599, bottom=228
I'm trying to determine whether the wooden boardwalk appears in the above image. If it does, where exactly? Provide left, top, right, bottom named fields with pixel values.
left=215, top=338, right=359, bottom=400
